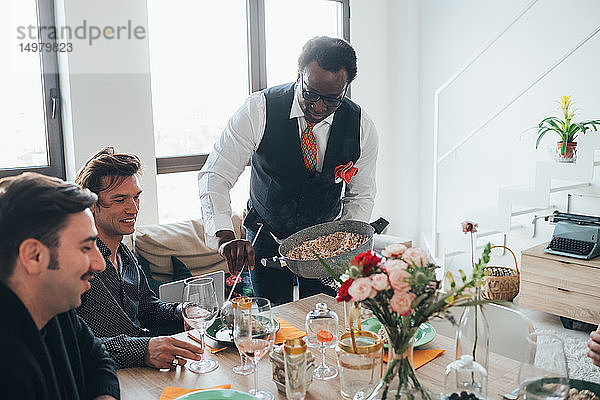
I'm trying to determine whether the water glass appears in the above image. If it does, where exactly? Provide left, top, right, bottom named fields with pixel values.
left=182, top=277, right=219, bottom=373
left=518, top=333, right=569, bottom=400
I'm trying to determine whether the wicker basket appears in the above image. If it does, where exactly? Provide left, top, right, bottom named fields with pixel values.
left=481, top=245, right=520, bottom=301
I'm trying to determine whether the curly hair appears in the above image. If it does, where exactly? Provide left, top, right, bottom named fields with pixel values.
left=75, top=147, right=141, bottom=204
left=0, top=173, right=97, bottom=282
left=298, top=36, right=357, bottom=83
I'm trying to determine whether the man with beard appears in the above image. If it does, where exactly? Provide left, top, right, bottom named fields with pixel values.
left=0, top=172, right=119, bottom=399
left=199, top=36, right=378, bottom=305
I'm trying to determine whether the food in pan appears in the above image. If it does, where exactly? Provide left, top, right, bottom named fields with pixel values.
left=541, top=384, right=599, bottom=400
left=285, top=231, right=369, bottom=260
left=567, top=388, right=599, bottom=400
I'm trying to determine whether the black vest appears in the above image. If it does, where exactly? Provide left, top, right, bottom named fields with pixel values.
left=245, top=83, right=361, bottom=239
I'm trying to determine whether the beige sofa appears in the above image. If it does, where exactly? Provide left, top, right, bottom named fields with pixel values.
left=133, top=215, right=244, bottom=282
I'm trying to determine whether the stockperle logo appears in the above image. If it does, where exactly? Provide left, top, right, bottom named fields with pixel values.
left=16, top=19, right=146, bottom=46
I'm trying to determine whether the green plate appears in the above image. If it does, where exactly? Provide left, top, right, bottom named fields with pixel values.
left=175, top=389, right=257, bottom=400
left=355, top=318, right=436, bottom=348
left=206, top=317, right=280, bottom=346
left=570, top=379, right=600, bottom=396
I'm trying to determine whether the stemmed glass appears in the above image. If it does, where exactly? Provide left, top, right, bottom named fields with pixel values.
left=518, top=333, right=569, bottom=400
left=232, top=297, right=254, bottom=376
left=306, top=302, right=339, bottom=380
left=182, top=277, right=219, bottom=374
left=233, top=297, right=276, bottom=400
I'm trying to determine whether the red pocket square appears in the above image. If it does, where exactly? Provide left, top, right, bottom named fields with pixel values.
left=334, top=161, right=358, bottom=184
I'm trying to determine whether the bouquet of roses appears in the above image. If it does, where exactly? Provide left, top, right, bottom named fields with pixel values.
left=321, top=242, right=491, bottom=399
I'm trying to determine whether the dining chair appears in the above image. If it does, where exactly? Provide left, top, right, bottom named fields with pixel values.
left=159, top=270, right=225, bottom=306
left=430, top=302, right=535, bottom=362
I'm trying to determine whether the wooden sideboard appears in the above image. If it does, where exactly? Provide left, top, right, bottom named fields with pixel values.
left=520, top=243, right=600, bottom=325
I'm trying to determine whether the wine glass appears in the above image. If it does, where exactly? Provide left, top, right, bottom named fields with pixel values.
left=233, top=297, right=276, bottom=400
left=182, top=277, right=219, bottom=374
left=232, top=297, right=254, bottom=376
left=306, top=302, right=339, bottom=380
left=518, top=333, right=569, bottom=400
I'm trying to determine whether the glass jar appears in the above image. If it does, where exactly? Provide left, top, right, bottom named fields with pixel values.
left=443, top=355, right=488, bottom=400
left=284, top=338, right=308, bottom=400
left=336, top=330, right=384, bottom=400
left=269, top=344, right=314, bottom=393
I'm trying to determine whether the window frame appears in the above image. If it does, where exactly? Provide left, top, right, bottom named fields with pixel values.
left=154, top=0, right=350, bottom=175
left=0, top=0, right=65, bottom=180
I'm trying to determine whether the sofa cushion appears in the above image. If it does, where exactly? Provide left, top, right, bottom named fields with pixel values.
left=134, top=216, right=244, bottom=280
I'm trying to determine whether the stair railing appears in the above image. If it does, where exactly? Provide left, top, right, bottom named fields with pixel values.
left=431, top=0, right=600, bottom=258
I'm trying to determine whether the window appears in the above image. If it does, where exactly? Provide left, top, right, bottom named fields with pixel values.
left=149, top=0, right=349, bottom=222
left=1, top=0, right=65, bottom=179
left=264, top=0, right=344, bottom=87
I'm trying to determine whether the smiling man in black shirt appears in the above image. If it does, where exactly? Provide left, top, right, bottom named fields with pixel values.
left=0, top=172, right=119, bottom=399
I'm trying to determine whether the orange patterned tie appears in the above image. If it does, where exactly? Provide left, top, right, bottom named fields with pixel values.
left=301, top=121, right=317, bottom=173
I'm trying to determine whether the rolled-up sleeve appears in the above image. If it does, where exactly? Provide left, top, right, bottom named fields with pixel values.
left=198, top=92, right=266, bottom=249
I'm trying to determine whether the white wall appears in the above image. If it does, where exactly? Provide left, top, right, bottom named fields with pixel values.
left=417, top=0, right=600, bottom=252
left=351, top=0, right=421, bottom=241
left=56, top=0, right=159, bottom=225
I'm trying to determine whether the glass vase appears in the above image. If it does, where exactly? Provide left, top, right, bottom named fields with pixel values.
left=455, top=289, right=490, bottom=371
left=363, top=327, right=431, bottom=400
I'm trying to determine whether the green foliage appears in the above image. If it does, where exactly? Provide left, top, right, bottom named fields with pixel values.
left=536, top=96, right=600, bottom=154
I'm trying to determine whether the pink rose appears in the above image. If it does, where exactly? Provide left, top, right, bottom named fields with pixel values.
left=381, top=259, right=408, bottom=273
left=387, top=267, right=411, bottom=293
left=382, top=243, right=408, bottom=259
left=461, top=220, right=478, bottom=234
left=390, top=291, right=415, bottom=316
left=370, top=273, right=390, bottom=291
left=402, top=247, right=429, bottom=267
left=348, top=277, right=376, bottom=301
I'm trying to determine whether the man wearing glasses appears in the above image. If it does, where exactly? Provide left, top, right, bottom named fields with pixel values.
left=199, top=36, right=378, bottom=305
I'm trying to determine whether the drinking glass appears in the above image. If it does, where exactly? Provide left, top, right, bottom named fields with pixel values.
left=233, top=297, right=276, bottom=400
left=182, top=277, right=219, bottom=373
left=518, top=333, right=569, bottom=400
left=232, top=297, right=254, bottom=376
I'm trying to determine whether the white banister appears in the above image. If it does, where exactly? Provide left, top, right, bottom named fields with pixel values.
left=431, top=0, right=539, bottom=257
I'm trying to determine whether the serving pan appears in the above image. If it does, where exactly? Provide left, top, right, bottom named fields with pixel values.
left=260, top=217, right=388, bottom=279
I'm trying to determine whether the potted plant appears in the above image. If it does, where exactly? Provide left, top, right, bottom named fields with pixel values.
left=535, top=95, right=600, bottom=162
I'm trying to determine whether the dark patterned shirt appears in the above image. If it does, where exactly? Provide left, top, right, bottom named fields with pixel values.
left=77, top=238, right=183, bottom=369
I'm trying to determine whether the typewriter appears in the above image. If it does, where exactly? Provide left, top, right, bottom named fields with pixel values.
left=544, top=211, right=600, bottom=260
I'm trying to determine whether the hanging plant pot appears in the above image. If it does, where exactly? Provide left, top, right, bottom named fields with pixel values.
left=556, top=141, right=577, bottom=163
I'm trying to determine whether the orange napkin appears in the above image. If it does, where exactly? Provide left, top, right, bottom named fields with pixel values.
left=383, top=349, right=445, bottom=369
left=159, top=384, right=231, bottom=400
left=275, top=318, right=306, bottom=345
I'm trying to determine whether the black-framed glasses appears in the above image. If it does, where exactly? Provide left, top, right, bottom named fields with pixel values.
left=300, top=74, right=348, bottom=108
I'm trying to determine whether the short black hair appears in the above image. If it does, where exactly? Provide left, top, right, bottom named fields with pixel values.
left=0, top=173, right=97, bottom=282
left=298, top=36, right=357, bottom=83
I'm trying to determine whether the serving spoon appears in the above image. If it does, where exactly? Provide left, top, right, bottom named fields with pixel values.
left=220, top=223, right=264, bottom=329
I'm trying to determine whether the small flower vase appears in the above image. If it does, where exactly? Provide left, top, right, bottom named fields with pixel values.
left=455, top=289, right=490, bottom=371
left=363, top=327, right=430, bottom=400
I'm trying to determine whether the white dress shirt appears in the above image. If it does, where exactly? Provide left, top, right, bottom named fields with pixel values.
left=198, top=83, right=378, bottom=249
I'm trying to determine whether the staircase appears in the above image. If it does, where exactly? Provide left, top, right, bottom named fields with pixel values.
left=470, top=134, right=600, bottom=234
left=426, top=1, right=600, bottom=276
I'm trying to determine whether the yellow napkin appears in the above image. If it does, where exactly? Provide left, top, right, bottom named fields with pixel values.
left=383, top=349, right=445, bottom=369
left=159, top=384, right=231, bottom=400
left=275, top=318, right=306, bottom=345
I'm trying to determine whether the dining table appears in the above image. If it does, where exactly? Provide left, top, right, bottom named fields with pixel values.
left=118, top=294, right=520, bottom=399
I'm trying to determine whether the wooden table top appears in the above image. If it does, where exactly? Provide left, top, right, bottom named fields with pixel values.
left=118, top=294, right=520, bottom=399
